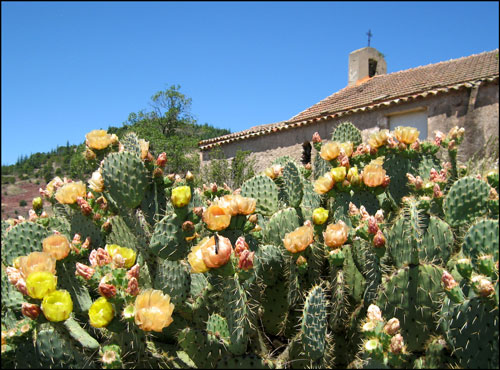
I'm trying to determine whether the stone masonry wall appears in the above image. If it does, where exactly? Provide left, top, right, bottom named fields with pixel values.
left=201, top=81, right=498, bottom=173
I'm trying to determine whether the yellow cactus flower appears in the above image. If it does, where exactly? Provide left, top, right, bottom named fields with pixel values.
left=347, top=166, right=359, bottom=182
left=283, top=223, right=314, bottom=253
left=42, top=234, right=70, bottom=260
left=312, top=208, right=329, bottom=225
left=41, top=290, right=73, bottom=322
left=323, top=222, right=349, bottom=249
left=394, top=126, right=419, bottom=145
left=134, top=289, right=175, bottom=332
left=339, top=142, right=354, bottom=157
left=187, top=238, right=211, bottom=273
left=45, top=176, right=64, bottom=198
left=19, top=252, right=56, bottom=279
left=89, top=297, right=115, bottom=328
left=26, top=271, right=57, bottom=299
left=202, top=205, right=231, bottom=231
left=138, top=139, right=150, bottom=160
left=320, top=141, right=341, bottom=161
left=88, top=170, right=104, bottom=193
left=368, top=129, right=390, bottom=149
left=171, top=186, right=191, bottom=208
left=314, top=172, right=335, bottom=194
left=362, top=161, right=387, bottom=187
left=85, top=130, right=115, bottom=150
left=55, top=181, right=87, bottom=204
left=331, top=167, right=347, bottom=183
left=105, top=245, right=136, bottom=269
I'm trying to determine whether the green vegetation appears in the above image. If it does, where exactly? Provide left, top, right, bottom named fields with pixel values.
left=1, top=84, right=232, bottom=184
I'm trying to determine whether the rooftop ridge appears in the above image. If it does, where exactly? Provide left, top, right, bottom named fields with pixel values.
left=288, top=49, right=499, bottom=122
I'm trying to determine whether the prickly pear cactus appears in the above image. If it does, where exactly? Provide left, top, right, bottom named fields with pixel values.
left=2, top=124, right=498, bottom=369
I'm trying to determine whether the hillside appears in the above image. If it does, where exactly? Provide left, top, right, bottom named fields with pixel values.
left=1, top=85, right=230, bottom=219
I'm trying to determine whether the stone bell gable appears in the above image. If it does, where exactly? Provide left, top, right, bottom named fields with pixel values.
left=199, top=48, right=499, bottom=172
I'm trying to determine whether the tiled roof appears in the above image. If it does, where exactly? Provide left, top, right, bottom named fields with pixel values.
left=199, top=49, right=499, bottom=150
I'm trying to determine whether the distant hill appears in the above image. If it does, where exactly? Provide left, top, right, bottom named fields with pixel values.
left=1, top=85, right=231, bottom=218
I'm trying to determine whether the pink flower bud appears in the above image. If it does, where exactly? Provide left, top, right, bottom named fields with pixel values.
left=211, top=183, right=218, bottom=193
left=374, top=210, right=384, bottom=223
left=89, top=248, right=111, bottom=267
left=348, top=202, right=359, bottom=216
left=82, top=237, right=91, bottom=250
left=112, top=253, right=126, bottom=268
left=156, top=152, right=167, bottom=168
left=367, top=304, right=383, bottom=322
left=193, top=207, right=204, bottom=217
left=406, top=173, right=416, bottom=184
left=99, top=282, right=117, bottom=298
left=434, top=131, right=445, bottom=146
left=6, top=267, right=22, bottom=286
left=359, top=206, right=370, bottom=221
left=448, top=140, right=456, bottom=151
left=238, top=250, right=255, bottom=271
left=234, top=236, right=249, bottom=257
left=182, top=221, right=194, bottom=232
left=16, top=278, right=28, bottom=296
left=126, top=277, right=139, bottom=296
left=441, top=270, right=458, bottom=290
left=382, top=175, right=391, bottom=187
left=153, top=167, right=164, bottom=179
left=368, top=216, right=379, bottom=234
left=387, top=136, right=398, bottom=149
left=126, top=264, right=140, bottom=280
left=373, top=230, right=386, bottom=248
left=410, top=139, right=420, bottom=151
left=390, top=334, right=405, bottom=354
left=312, top=132, right=322, bottom=143
left=383, top=317, right=400, bottom=335
left=430, top=168, right=439, bottom=182
left=28, top=210, right=37, bottom=222
left=75, top=263, right=95, bottom=280
left=22, top=302, right=41, bottom=320
left=433, top=183, right=443, bottom=198
left=76, top=197, right=92, bottom=216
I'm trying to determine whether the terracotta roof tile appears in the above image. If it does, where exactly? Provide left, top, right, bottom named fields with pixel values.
left=199, top=49, right=499, bottom=149
left=289, top=49, right=499, bottom=122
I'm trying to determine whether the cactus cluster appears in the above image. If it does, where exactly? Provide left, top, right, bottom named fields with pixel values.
left=1, top=123, right=498, bottom=369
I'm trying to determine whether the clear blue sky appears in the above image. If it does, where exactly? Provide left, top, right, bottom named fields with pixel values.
left=2, top=1, right=499, bottom=166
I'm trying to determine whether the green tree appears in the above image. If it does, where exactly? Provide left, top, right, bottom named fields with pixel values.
left=231, top=150, right=256, bottom=189
left=149, top=84, right=193, bottom=136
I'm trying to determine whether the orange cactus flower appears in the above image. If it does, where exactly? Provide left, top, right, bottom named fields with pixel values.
left=394, top=126, right=419, bottom=145
left=201, top=235, right=233, bottom=268
left=55, top=181, right=87, bottom=204
left=362, top=160, right=387, bottom=188
left=202, top=204, right=231, bottom=231
left=283, top=223, right=314, bottom=253
left=42, top=234, right=70, bottom=260
left=18, top=252, right=56, bottom=280
left=217, top=195, right=240, bottom=216
left=320, top=141, right=341, bottom=161
left=134, top=289, right=175, bottom=332
left=323, top=221, right=349, bottom=249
